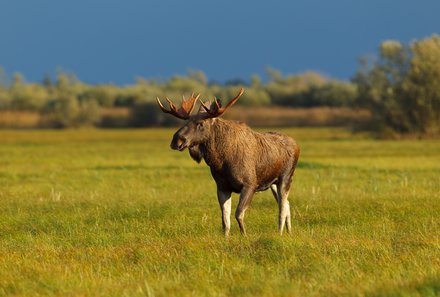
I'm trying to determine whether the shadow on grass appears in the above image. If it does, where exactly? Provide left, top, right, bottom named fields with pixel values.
left=366, top=277, right=440, bottom=297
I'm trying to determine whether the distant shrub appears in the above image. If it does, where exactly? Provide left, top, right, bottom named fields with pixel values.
left=305, top=81, right=358, bottom=107
left=50, top=96, right=101, bottom=128
left=0, top=88, right=11, bottom=110
left=353, top=35, right=440, bottom=136
left=79, top=86, right=119, bottom=107
left=130, top=102, right=180, bottom=127
left=265, top=71, right=328, bottom=106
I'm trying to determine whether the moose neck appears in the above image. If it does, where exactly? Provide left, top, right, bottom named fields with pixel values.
left=201, top=118, right=250, bottom=170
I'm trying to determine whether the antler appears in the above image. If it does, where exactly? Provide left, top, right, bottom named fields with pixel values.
left=199, top=88, right=244, bottom=118
left=156, top=93, right=200, bottom=120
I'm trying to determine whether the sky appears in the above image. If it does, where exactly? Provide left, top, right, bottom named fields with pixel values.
left=0, top=0, right=439, bottom=85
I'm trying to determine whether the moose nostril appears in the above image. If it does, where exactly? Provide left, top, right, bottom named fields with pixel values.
left=171, top=135, right=186, bottom=150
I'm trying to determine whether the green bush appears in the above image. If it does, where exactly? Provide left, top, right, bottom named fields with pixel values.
left=51, top=96, right=101, bottom=128
left=130, top=102, right=180, bottom=127
left=353, top=35, right=440, bottom=135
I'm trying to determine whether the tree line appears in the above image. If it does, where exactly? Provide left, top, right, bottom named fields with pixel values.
left=1, top=35, right=439, bottom=136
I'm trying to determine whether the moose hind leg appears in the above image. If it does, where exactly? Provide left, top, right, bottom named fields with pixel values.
left=217, top=190, right=232, bottom=236
left=276, top=181, right=292, bottom=235
left=285, top=199, right=291, bottom=233
left=235, top=187, right=255, bottom=235
left=270, top=184, right=279, bottom=203
left=272, top=183, right=290, bottom=234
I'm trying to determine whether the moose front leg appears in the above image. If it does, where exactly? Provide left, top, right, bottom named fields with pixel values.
left=217, top=190, right=232, bottom=236
left=235, top=186, right=256, bottom=235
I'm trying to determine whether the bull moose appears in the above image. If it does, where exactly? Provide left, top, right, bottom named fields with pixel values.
left=156, top=88, right=300, bottom=235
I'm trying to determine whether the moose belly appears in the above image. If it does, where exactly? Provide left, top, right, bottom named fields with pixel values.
left=210, top=165, right=279, bottom=194
left=255, top=177, right=278, bottom=192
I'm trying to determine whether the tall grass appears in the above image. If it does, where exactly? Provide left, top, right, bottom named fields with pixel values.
left=0, top=107, right=371, bottom=128
left=225, top=106, right=371, bottom=127
left=0, top=111, right=41, bottom=128
left=0, top=128, right=439, bottom=296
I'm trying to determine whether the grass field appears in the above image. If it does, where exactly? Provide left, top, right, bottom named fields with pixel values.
left=0, top=128, right=439, bottom=296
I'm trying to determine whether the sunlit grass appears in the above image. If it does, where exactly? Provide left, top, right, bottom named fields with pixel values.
left=0, top=128, right=439, bottom=296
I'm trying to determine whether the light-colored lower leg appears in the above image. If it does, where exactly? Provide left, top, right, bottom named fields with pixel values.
left=270, top=184, right=278, bottom=203
left=278, top=190, right=290, bottom=235
left=217, top=190, right=232, bottom=236
left=223, top=198, right=232, bottom=236
left=285, top=200, right=291, bottom=233
left=278, top=204, right=287, bottom=234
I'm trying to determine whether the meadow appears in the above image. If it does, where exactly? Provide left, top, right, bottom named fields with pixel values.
left=0, top=127, right=439, bottom=296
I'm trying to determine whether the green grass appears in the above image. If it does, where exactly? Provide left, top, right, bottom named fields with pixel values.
left=0, top=128, right=439, bottom=296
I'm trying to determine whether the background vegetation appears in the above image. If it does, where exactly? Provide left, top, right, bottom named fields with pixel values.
left=354, top=35, right=440, bottom=137
left=1, top=35, right=439, bottom=137
left=0, top=128, right=439, bottom=296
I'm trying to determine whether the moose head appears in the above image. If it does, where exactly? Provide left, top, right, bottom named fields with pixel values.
left=156, top=88, right=244, bottom=153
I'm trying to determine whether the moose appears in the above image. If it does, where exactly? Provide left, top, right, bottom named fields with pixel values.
left=156, top=88, right=300, bottom=235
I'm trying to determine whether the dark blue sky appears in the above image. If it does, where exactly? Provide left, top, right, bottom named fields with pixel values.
left=0, top=0, right=439, bottom=85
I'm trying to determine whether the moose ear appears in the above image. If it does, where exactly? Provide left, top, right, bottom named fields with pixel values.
left=189, top=145, right=203, bottom=163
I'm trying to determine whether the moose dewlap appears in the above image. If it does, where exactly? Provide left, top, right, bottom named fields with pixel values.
left=157, top=88, right=300, bottom=236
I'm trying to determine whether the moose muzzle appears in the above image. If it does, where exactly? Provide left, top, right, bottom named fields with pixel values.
left=171, top=133, right=187, bottom=151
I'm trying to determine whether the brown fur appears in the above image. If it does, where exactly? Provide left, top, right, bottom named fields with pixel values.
left=159, top=89, right=299, bottom=235
left=195, top=119, right=298, bottom=193
left=171, top=117, right=300, bottom=235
